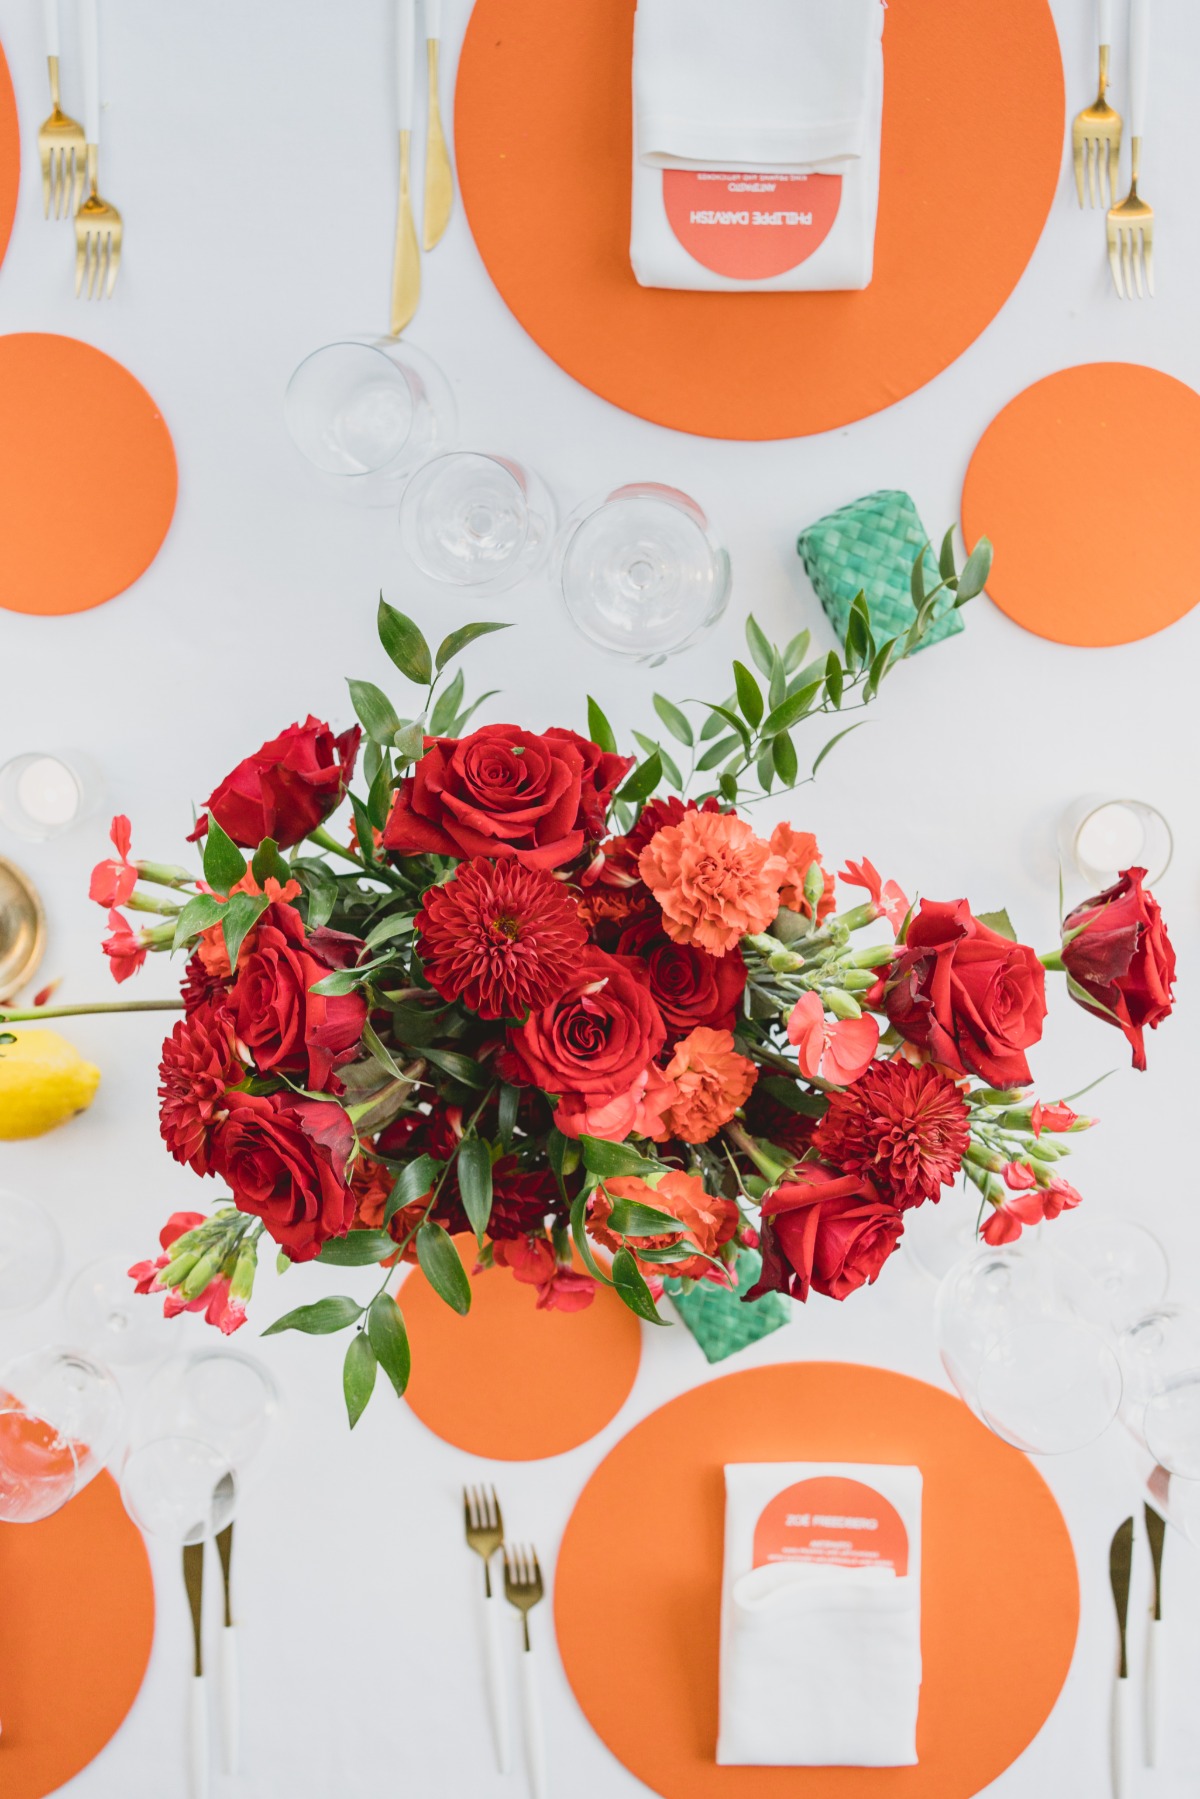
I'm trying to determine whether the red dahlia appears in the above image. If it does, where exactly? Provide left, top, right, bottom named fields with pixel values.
left=813, top=1060, right=969, bottom=1209
left=417, top=858, right=588, bottom=1020
left=158, top=1003, right=242, bottom=1176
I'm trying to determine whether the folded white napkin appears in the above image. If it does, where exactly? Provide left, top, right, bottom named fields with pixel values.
left=630, top=0, right=885, bottom=292
left=718, top=1462, right=922, bottom=1768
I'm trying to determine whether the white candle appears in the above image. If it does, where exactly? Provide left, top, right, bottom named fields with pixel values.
left=1076, top=802, right=1145, bottom=876
left=15, top=756, right=80, bottom=827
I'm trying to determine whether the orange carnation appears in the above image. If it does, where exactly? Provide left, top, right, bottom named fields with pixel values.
left=770, top=824, right=835, bottom=920
left=589, top=1168, right=738, bottom=1281
left=662, top=1026, right=758, bottom=1144
left=638, top=811, right=787, bottom=956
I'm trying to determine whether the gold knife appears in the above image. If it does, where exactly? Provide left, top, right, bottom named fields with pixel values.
left=1145, top=1503, right=1166, bottom=1767
left=390, top=0, right=421, bottom=336
left=1110, top=1516, right=1134, bottom=1799
left=182, top=1540, right=209, bottom=1799
left=215, top=1518, right=239, bottom=1775
left=422, top=0, right=453, bottom=249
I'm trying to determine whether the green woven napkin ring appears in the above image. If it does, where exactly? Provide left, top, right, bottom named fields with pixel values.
left=797, top=488, right=962, bottom=655
left=664, top=1250, right=789, bottom=1364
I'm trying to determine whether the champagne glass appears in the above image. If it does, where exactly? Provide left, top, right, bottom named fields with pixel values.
left=0, top=1346, right=123, bottom=1523
left=400, top=452, right=557, bottom=593
left=284, top=336, right=456, bottom=506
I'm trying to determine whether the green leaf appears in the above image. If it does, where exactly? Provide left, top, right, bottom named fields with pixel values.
left=202, top=818, right=247, bottom=897
left=348, top=679, right=403, bottom=746
left=768, top=650, right=787, bottom=713
left=755, top=743, right=774, bottom=793
left=612, top=1247, right=668, bottom=1325
left=581, top=1137, right=662, bottom=1179
left=569, top=1190, right=614, bottom=1286
left=733, top=661, right=764, bottom=730
left=417, top=1222, right=471, bottom=1315
left=221, top=891, right=269, bottom=973
left=783, top=629, right=811, bottom=675
left=366, top=752, right=394, bottom=831
left=458, top=1137, right=494, bottom=1243
left=702, top=703, right=752, bottom=758
left=696, top=733, right=740, bottom=772
left=699, top=697, right=736, bottom=741
left=863, top=638, right=896, bottom=702
left=263, top=1295, right=363, bottom=1336
left=364, top=911, right=415, bottom=953
left=587, top=697, right=618, bottom=755
left=423, top=1046, right=490, bottom=1089
left=449, top=690, right=500, bottom=734
left=955, top=535, right=993, bottom=603
left=605, top=1198, right=688, bottom=1237
left=745, top=614, right=774, bottom=678
left=343, top=1332, right=378, bottom=1428
left=367, top=1293, right=412, bottom=1396
left=378, top=598, right=433, bottom=684
left=350, top=796, right=379, bottom=868
left=497, top=1081, right=520, bottom=1150
left=429, top=667, right=465, bottom=736
left=719, top=771, right=739, bottom=804
left=362, top=1019, right=405, bottom=1081
left=435, top=621, right=511, bottom=671
left=760, top=1075, right=828, bottom=1118
left=385, top=1153, right=439, bottom=1224
left=652, top=692, right=693, bottom=747
left=251, top=837, right=290, bottom=888
left=910, top=544, right=929, bottom=609
left=824, top=652, right=844, bottom=709
left=812, top=721, right=865, bottom=776
left=393, top=719, right=427, bottom=764
left=656, top=742, right=683, bottom=792
left=294, top=858, right=338, bottom=931
left=172, top=892, right=224, bottom=950
left=316, top=1230, right=398, bottom=1267
left=977, top=908, right=1017, bottom=942
left=938, top=525, right=957, bottom=584
left=772, top=730, right=798, bottom=785
left=547, top=1126, right=570, bottom=1183
left=617, top=752, right=662, bottom=805
left=844, top=594, right=874, bottom=672
left=762, top=681, right=823, bottom=738
left=309, top=966, right=367, bottom=996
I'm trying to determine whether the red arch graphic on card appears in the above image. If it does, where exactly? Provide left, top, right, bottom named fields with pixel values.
left=753, top=1475, right=909, bottom=1574
left=662, top=170, right=842, bottom=279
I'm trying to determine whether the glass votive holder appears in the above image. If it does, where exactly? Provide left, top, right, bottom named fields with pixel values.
left=556, top=483, right=731, bottom=665
left=0, top=751, right=102, bottom=842
left=284, top=336, right=456, bottom=506
left=1058, top=795, right=1172, bottom=889
left=400, top=452, right=557, bottom=593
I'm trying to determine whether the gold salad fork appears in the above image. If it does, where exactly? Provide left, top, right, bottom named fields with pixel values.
left=1072, top=0, right=1120, bottom=207
left=75, top=0, right=123, bottom=299
left=464, top=1485, right=512, bottom=1773
left=38, top=0, right=85, bottom=218
left=1107, top=0, right=1153, bottom=298
left=505, top=1545, right=548, bottom=1799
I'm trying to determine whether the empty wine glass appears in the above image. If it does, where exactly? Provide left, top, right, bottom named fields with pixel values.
left=284, top=336, right=456, bottom=505
left=1144, top=1374, right=1200, bottom=1481
left=1117, top=1305, right=1200, bottom=1438
left=903, top=1193, right=992, bottom=1283
left=138, top=1349, right=281, bottom=1478
left=121, top=1436, right=237, bottom=1543
left=1057, top=795, right=1172, bottom=888
left=0, top=751, right=103, bottom=841
left=0, top=1346, right=123, bottom=1523
left=557, top=483, right=731, bottom=664
left=1050, top=1218, right=1169, bottom=1331
left=0, top=1190, right=64, bottom=1311
left=400, top=452, right=557, bottom=593
left=65, top=1253, right=173, bottom=1365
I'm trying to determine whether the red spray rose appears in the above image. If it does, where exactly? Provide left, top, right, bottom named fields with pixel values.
left=227, top=902, right=366, bottom=1091
left=213, top=1093, right=355, bottom=1262
left=746, top=1165, right=904, bottom=1302
left=1060, top=868, right=1176, bottom=1071
left=616, top=914, right=746, bottom=1042
left=813, top=1060, right=969, bottom=1209
left=190, top=717, right=361, bottom=850
left=885, top=899, right=1047, bottom=1087
left=417, top=857, right=588, bottom=1020
left=505, top=948, right=666, bottom=1110
left=383, top=724, right=629, bottom=871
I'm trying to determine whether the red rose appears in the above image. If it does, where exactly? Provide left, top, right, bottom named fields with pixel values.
left=213, top=1092, right=355, bottom=1261
left=505, top=948, right=666, bottom=1108
left=616, top=914, right=745, bottom=1043
left=746, top=1165, right=904, bottom=1303
left=191, top=716, right=361, bottom=850
left=228, top=902, right=366, bottom=1091
left=543, top=728, right=634, bottom=838
left=884, top=899, right=1047, bottom=1087
left=383, top=723, right=629, bottom=871
left=1061, top=867, right=1176, bottom=1070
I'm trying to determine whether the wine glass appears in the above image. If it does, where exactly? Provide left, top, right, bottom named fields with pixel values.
left=400, top=452, right=557, bottom=593
left=284, top=336, right=456, bottom=506
left=557, top=483, right=731, bottom=664
left=0, top=1190, right=64, bottom=1312
left=121, top=1436, right=236, bottom=1543
left=137, top=1349, right=281, bottom=1478
left=65, top=1252, right=174, bottom=1365
left=0, top=1346, right=123, bottom=1523
left=1117, top=1305, right=1200, bottom=1438
left=1050, top=1218, right=1170, bottom=1331
left=902, top=1193, right=993, bottom=1284
left=1057, top=794, right=1172, bottom=889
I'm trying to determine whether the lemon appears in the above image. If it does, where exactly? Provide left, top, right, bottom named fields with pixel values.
left=0, top=1029, right=101, bottom=1139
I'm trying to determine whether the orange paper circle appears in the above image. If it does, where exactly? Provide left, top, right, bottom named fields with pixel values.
left=556, top=1364, right=1078, bottom=1797
left=962, top=362, right=1200, bottom=646
left=0, top=44, right=17, bottom=268
left=454, top=0, right=1064, bottom=441
left=0, top=1471, right=155, bottom=1798
left=402, top=1236, right=642, bottom=1460
left=0, top=334, right=177, bottom=616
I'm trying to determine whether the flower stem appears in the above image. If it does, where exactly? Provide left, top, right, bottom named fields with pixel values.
left=1040, top=949, right=1065, bottom=971
left=0, top=999, right=185, bottom=1024
left=307, top=825, right=368, bottom=869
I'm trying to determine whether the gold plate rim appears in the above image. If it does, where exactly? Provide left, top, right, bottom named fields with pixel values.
left=0, top=856, right=47, bottom=1002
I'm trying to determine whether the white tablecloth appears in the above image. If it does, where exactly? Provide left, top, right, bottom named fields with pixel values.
left=1, top=2, right=1199, bottom=1794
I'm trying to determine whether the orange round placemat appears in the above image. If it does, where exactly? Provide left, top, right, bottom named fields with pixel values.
left=0, top=44, right=17, bottom=269
left=0, top=333, right=177, bottom=616
left=962, top=362, right=1200, bottom=647
left=556, top=1363, right=1078, bottom=1797
left=402, top=1236, right=642, bottom=1460
left=455, top=0, right=1064, bottom=441
left=0, top=1471, right=155, bottom=1797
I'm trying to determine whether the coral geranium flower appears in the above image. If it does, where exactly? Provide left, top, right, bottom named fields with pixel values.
left=417, top=857, right=588, bottom=1020
left=638, top=810, right=786, bottom=957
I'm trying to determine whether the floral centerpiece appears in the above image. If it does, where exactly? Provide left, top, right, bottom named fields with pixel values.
left=1, top=533, right=1177, bottom=1426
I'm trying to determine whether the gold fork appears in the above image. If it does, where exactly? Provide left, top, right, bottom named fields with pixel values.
left=37, top=0, right=85, bottom=219
left=504, top=1544, right=548, bottom=1799
left=1072, top=0, right=1120, bottom=208
left=75, top=0, right=122, bottom=299
left=1107, top=0, right=1153, bottom=298
left=464, top=1485, right=512, bottom=1774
